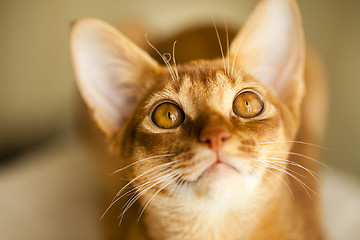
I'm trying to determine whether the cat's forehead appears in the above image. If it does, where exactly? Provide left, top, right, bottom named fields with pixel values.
left=147, top=61, right=260, bottom=119
left=164, top=63, right=231, bottom=94
left=175, top=67, right=233, bottom=95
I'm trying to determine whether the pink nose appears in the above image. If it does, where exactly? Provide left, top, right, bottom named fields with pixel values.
left=199, top=126, right=232, bottom=151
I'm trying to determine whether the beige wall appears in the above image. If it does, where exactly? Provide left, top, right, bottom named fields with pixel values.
left=1, top=0, right=359, bottom=175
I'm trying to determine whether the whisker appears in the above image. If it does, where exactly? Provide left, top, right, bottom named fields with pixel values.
left=145, top=34, right=177, bottom=82
left=255, top=159, right=316, bottom=198
left=172, top=41, right=179, bottom=80
left=118, top=178, right=165, bottom=225
left=252, top=161, right=294, bottom=198
left=109, top=153, right=176, bottom=175
left=119, top=172, right=177, bottom=225
left=101, top=159, right=182, bottom=220
left=212, top=17, right=227, bottom=75
left=253, top=149, right=331, bottom=170
left=260, top=156, right=320, bottom=183
left=117, top=168, right=175, bottom=203
left=137, top=173, right=180, bottom=222
left=114, top=159, right=181, bottom=199
left=255, top=160, right=316, bottom=198
left=260, top=140, right=331, bottom=151
left=230, top=24, right=253, bottom=76
left=230, top=39, right=241, bottom=76
left=123, top=171, right=174, bottom=212
left=259, top=159, right=306, bottom=178
left=101, top=167, right=168, bottom=220
left=224, top=19, right=230, bottom=76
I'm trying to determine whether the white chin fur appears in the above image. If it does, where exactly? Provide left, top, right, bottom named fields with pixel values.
left=189, top=164, right=262, bottom=205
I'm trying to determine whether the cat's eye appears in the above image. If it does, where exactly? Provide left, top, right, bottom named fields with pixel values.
left=151, top=102, right=185, bottom=129
left=233, top=91, right=264, bottom=118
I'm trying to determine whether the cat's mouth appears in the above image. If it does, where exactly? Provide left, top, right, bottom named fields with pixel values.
left=174, top=152, right=245, bottom=184
left=196, top=156, right=241, bottom=181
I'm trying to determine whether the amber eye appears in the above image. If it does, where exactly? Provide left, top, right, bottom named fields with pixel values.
left=233, top=91, right=264, bottom=118
left=151, top=102, right=185, bottom=129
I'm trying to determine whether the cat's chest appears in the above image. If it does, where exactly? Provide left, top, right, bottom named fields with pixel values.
left=141, top=197, right=262, bottom=240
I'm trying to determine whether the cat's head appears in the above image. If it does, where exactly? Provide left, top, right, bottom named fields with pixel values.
left=71, top=0, right=304, bottom=203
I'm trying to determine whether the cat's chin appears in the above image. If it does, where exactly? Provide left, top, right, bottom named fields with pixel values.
left=189, top=161, right=247, bottom=199
left=184, top=155, right=262, bottom=201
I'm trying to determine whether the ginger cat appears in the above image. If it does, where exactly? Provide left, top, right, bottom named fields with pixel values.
left=70, top=0, right=327, bottom=239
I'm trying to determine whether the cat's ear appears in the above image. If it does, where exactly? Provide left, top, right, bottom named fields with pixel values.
left=229, top=0, right=305, bottom=109
left=70, top=19, right=159, bottom=138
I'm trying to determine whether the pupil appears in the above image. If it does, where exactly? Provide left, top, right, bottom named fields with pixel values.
left=245, top=101, right=250, bottom=109
left=167, top=112, right=171, bottom=119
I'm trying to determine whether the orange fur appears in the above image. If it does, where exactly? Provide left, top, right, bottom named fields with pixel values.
left=70, top=0, right=327, bottom=239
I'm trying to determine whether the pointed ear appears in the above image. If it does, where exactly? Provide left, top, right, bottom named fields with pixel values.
left=230, top=0, right=305, bottom=109
left=70, top=19, right=159, bottom=138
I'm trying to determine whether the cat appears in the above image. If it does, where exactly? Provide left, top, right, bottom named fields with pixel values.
left=70, top=0, right=328, bottom=239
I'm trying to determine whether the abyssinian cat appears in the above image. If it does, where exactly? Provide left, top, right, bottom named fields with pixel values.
left=70, top=0, right=328, bottom=239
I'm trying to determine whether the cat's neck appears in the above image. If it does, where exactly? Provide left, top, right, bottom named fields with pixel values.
left=141, top=182, right=292, bottom=240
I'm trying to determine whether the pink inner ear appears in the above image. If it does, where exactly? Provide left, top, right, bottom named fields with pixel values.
left=229, top=0, right=305, bottom=103
left=71, top=19, right=159, bottom=138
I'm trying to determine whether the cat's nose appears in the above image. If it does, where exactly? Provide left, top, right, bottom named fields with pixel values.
left=199, top=126, right=232, bottom=151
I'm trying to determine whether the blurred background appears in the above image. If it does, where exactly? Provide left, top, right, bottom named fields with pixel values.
left=0, top=0, right=359, bottom=239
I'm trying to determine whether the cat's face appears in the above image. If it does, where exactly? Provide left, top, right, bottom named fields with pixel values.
left=71, top=0, right=304, bottom=207
left=119, top=60, right=296, bottom=201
